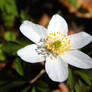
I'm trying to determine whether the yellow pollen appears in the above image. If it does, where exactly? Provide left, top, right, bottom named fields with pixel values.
left=44, top=32, right=71, bottom=55
left=54, top=33, right=56, bottom=36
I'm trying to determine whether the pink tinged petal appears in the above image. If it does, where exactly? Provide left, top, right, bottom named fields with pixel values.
left=61, top=50, right=92, bottom=69
left=45, top=56, right=68, bottom=82
left=47, top=14, right=68, bottom=35
left=17, top=44, right=45, bottom=63
left=69, top=32, right=92, bottom=49
left=20, top=21, right=47, bottom=44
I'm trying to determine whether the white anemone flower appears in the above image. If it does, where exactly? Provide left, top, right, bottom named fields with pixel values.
left=17, top=14, right=92, bottom=82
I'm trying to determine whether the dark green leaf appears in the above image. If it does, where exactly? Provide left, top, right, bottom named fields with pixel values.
left=20, top=10, right=30, bottom=21
left=0, top=81, right=26, bottom=92
left=75, top=80, right=88, bottom=92
left=2, top=43, right=22, bottom=55
left=14, top=58, right=24, bottom=76
left=67, top=67, right=75, bottom=92
left=57, top=10, right=62, bottom=16
left=75, top=70, right=92, bottom=85
left=0, top=49, right=6, bottom=61
left=21, top=86, right=30, bottom=92
left=2, top=14, right=15, bottom=27
left=68, top=0, right=77, bottom=9
left=4, top=31, right=16, bottom=42
left=37, top=80, right=50, bottom=92
left=31, top=87, right=36, bottom=92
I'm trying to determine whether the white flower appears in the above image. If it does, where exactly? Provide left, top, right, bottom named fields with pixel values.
left=17, top=14, right=92, bottom=82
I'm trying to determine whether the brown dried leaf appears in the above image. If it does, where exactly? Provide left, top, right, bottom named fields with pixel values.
left=38, top=13, right=50, bottom=26
left=59, top=0, right=92, bottom=18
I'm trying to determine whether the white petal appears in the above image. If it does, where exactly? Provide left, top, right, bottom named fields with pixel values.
left=47, top=14, right=68, bottom=35
left=69, top=32, right=92, bottom=49
left=45, top=56, right=68, bottom=82
left=17, top=44, right=45, bottom=63
left=61, top=50, right=92, bottom=69
left=20, top=21, right=47, bottom=44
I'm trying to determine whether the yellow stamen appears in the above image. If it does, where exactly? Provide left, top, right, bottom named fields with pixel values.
left=44, top=32, right=71, bottom=55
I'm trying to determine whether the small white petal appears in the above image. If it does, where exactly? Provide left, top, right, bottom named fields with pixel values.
left=17, top=44, right=45, bottom=63
left=69, top=32, right=92, bottom=49
left=20, top=21, right=47, bottom=44
left=61, top=50, right=92, bottom=69
left=45, top=56, right=68, bottom=82
left=47, top=14, right=68, bottom=35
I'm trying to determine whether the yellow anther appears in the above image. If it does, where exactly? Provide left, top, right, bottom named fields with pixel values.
left=44, top=32, right=71, bottom=55
left=61, top=34, right=63, bottom=36
left=54, top=33, right=56, bottom=36
left=64, top=35, right=67, bottom=38
left=57, top=32, right=59, bottom=34
left=68, top=40, right=70, bottom=44
left=51, top=33, right=54, bottom=36
left=65, top=37, right=68, bottom=40
left=57, top=36, right=59, bottom=39
left=48, top=36, right=50, bottom=39
left=68, top=46, right=71, bottom=49
left=54, top=37, right=57, bottom=40
left=44, top=37, right=47, bottom=41
left=62, top=38, right=64, bottom=40
left=49, top=33, right=52, bottom=35
left=58, top=32, right=61, bottom=35
left=64, top=44, right=67, bottom=47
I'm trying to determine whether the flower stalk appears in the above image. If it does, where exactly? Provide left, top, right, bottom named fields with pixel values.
left=29, top=69, right=45, bottom=84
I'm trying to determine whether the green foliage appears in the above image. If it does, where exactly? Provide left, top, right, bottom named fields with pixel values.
left=67, top=67, right=75, bottom=92
left=68, top=0, right=77, bottom=9
left=61, top=0, right=77, bottom=9
left=21, top=86, right=30, bottom=92
left=37, top=80, right=50, bottom=92
left=0, top=0, right=18, bottom=27
left=14, top=58, right=24, bottom=76
left=0, top=81, right=26, bottom=92
left=1, top=37, right=33, bottom=56
left=57, top=10, right=62, bottom=16
left=0, top=44, right=6, bottom=61
left=0, top=49, right=6, bottom=61
left=75, top=69, right=92, bottom=85
left=20, top=10, right=30, bottom=21
left=4, top=31, right=16, bottom=42
left=2, top=14, right=16, bottom=27
left=31, top=87, right=36, bottom=92
left=2, top=43, right=22, bottom=55
left=75, top=80, right=88, bottom=92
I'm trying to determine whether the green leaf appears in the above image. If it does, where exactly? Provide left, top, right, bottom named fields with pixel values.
left=0, top=81, right=26, bottom=92
left=57, top=10, right=62, bottom=16
left=4, top=31, right=16, bottom=42
left=0, top=0, right=18, bottom=27
left=0, top=0, right=5, bottom=11
left=20, top=10, right=30, bottom=21
left=37, top=80, right=50, bottom=92
left=14, top=58, right=24, bottom=76
left=75, top=80, right=88, bottom=92
left=75, top=70, right=92, bottom=85
left=5, top=0, right=18, bottom=16
left=2, top=43, right=22, bottom=55
left=2, top=14, right=15, bottom=27
left=31, top=87, right=36, bottom=92
left=0, top=49, right=6, bottom=61
left=0, top=0, right=18, bottom=16
left=68, top=0, right=77, bottom=9
left=67, top=67, right=75, bottom=92
left=21, top=86, right=30, bottom=92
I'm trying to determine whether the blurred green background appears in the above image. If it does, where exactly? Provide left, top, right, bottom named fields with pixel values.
left=0, top=0, right=92, bottom=92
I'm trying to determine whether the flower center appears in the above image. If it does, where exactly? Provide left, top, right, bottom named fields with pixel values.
left=44, top=32, right=71, bottom=55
